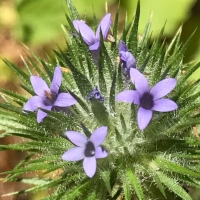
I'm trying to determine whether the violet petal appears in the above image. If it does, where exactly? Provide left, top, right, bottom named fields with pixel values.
left=54, top=93, right=77, bottom=107
left=73, top=20, right=96, bottom=46
left=120, top=51, right=136, bottom=70
left=118, top=41, right=128, bottom=52
left=30, top=76, right=50, bottom=97
left=150, top=78, right=177, bottom=100
left=83, top=156, right=96, bottom=178
left=65, top=131, right=88, bottom=147
left=95, top=146, right=108, bottom=159
left=87, top=86, right=104, bottom=101
left=37, top=105, right=52, bottom=123
left=152, top=99, right=178, bottom=112
left=130, top=68, right=149, bottom=96
left=95, top=13, right=111, bottom=40
left=62, top=147, right=85, bottom=161
left=125, top=52, right=136, bottom=69
left=137, top=107, right=153, bottom=130
left=119, top=51, right=129, bottom=61
left=115, top=90, right=140, bottom=104
left=89, top=41, right=100, bottom=51
left=90, top=126, right=107, bottom=147
left=50, top=66, right=62, bottom=94
left=37, top=110, right=47, bottom=123
left=23, top=96, right=44, bottom=112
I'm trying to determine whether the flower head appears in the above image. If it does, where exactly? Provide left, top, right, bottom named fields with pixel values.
left=118, top=41, right=136, bottom=76
left=116, top=68, right=178, bottom=130
left=73, top=14, right=112, bottom=51
left=23, top=66, right=77, bottom=123
left=62, top=126, right=108, bottom=178
left=87, top=86, right=104, bottom=101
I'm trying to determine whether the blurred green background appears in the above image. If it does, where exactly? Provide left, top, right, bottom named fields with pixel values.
left=0, top=0, right=200, bottom=199
left=1, top=0, right=200, bottom=89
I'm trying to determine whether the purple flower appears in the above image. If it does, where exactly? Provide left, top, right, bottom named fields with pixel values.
left=73, top=13, right=112, bottom=51
left=116, top=68, right=178, bottom=130
left=23, top=66, right=77, bottom=123
left=87, top=86, right=104, bottom=101
left=62, top=126, right=108, bottom=178
left=118, top=41, right=136, bottom=76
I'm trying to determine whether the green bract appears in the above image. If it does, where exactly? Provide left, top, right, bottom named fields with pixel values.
left=0, top=0, right=200, bottom=199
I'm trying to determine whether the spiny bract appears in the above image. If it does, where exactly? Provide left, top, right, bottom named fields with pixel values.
left=0, top=0, right=200, bottom=199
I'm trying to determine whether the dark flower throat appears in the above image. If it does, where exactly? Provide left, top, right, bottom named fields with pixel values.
left=84, top=141, right=95, bottom=157
left=44, top=90, right=57, bottom=106
left=140, top=92, right=154, bottom=110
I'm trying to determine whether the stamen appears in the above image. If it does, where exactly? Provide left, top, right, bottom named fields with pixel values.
left=44, top=90, right=52, bottom=100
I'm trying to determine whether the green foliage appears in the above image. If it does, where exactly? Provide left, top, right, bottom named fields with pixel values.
left=1, top=0, right=200, bottom=199
left=14, top=0, right=67, bottom=45
left=126, top=169, right=145, bottom=200
left=14, top=0, right=115, bottom=45
left=157, top=172, right=193, bottom=200
left=122, top=0, right=196, bottom=38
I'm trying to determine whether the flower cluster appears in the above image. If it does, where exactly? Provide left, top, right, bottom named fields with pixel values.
left=22, top=13, right=178, bottom=178
left=2, top=0, right=200, bottom=198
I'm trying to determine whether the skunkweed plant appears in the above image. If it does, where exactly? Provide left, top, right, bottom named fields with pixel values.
left=1, top=0, right=200, bottom=199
